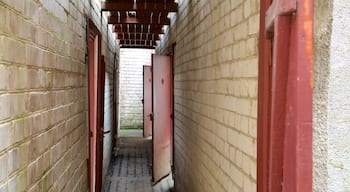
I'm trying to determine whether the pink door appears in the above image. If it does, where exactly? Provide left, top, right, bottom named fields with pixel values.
left=143, top=65, right=152, bottom=137
left=152, top=54, right=172, bottom=183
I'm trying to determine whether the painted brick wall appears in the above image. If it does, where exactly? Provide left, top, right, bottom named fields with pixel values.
left=0, top=0, right=118, bottom=191
left=119, top=49, right=154, bottom=129
left=157, top=0, right=259, bottom=191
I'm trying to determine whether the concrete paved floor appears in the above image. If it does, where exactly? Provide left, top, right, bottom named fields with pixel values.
left=103, top=136, right=174, bottom=192
left=119, top=129, right=144, bottom=137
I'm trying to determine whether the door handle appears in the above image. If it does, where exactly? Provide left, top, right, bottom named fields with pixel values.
left=148, top=113, right=153, bottom=121
left=100, top=130, right=111, bottom=139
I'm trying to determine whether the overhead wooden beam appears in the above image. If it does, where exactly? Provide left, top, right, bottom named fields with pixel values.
left=108, top=16, right=170, bottom=25
left=110, top=11, right=166, bottom=17
left=117, top=33, right=160, bottom=41
left=120, top=45, right=155, bottom=49
left=114, top=25, right=164, bottom=34
left=101, top=2, right=178, bottom=12
left=119, top=39, right=157, bottom=46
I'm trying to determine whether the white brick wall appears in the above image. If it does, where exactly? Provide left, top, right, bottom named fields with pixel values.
left=157, top=0, right=259, bottom=191
left=0, top=0, right=119, bottom=191
left=119, top=48, right=154, bottom=129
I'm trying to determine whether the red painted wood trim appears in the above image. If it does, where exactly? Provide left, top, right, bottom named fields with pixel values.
left=265, top=0, right=296, bottom=35
left=87, top=19, right=103, bottom=192
left=95, top=55, right=105, bottom=192
left=268, top=16, right=291, bottom=192
left=283, top=0, right=313, bottom=191
left=257, top=0, right=272, bottom=192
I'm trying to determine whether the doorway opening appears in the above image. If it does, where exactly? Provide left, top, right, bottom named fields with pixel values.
left=103, top=49, right=175, bottom=192
left=257, top=0, right=313, bottom=191
left=87, top=19, right=104, bottom=192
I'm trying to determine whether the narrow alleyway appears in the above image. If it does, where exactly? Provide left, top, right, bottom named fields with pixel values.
left=103, top=132, right=174, bottom=192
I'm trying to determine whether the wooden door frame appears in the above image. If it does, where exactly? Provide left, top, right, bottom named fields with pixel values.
left=163, top=43, right=176, bottom=189
left=143, top=65, right=153, bottom=137
left=112, top=52, right=118, bottom=149
left=87, top=19, right=103, bottom=192
left=164, top=43, right=176, bottom=172
left=96, top=55, right=106, bottom=191
left=257, top=0, right=272, bottom=191
left=257, top=0, right=313, bottom=191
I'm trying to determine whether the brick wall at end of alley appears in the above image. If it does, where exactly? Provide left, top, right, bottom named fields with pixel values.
left=157, top=0, right=259, bottom=191
left=0, top=0, right=118, bottom=191
left=119, top=48, right=154, bottom=129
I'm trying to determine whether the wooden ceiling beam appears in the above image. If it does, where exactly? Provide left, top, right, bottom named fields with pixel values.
left=101, top=2, right=178, bottom=12
left=120, top=45, right=155, bottom=49
left=117, top=33, right=160, bottom=41
left=119, top=40, right=157, bottom=46
left=108, top=16, right=170, bottom=25
left=110, top=11, right=166, bottom=18
left=113, top=25, right=164, bottom=34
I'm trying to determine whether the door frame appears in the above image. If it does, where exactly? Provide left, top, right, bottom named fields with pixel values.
left=143, top=65, right=153, bottom=137
left=87, top=19, right=103, bottom=192
left=96, top=55, right=106, bottom=191
left=257, top=0, right=313, bottom=191
left=164, top=43, right=176, bottom=173
left=112, top=52, right=118, bottom=149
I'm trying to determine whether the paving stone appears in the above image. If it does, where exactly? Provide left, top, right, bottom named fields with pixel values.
left=103, top=137, right=174, bottom=192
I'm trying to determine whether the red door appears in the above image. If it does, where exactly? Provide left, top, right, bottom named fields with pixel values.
left=143, top=65, right=153, bottom=137
left=87, top=20, right=104, bottom=192
left=152, top=54, right=172, bottom=183
left=258, top=0, right=313, bottom=192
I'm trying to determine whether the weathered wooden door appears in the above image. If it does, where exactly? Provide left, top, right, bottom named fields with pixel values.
left=143, top=65, right=153, bottom=137
left=152, top=54, right=172, bottom=183
left=95, top=56, right=106, bottom=191
left=258, top=0, right=313, bottom=192
left=87, top=19, right=104, bottom=192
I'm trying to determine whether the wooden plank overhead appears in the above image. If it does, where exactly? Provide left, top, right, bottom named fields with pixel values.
left=108, top=16, right=171, bottom=25
left=101, top=0, right=178, bottom=49
left=117, top=33, right=160, bottom=41
left=114, top=24, right=164, bottom=34
left=119, top=40, right=157, bottom=46
left=101, top=1, right=178, bottom=12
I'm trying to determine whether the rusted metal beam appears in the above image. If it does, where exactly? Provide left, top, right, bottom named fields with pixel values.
left=108, top=16, right=170, bottom=25
left=101, top=2, right=178, bottom=12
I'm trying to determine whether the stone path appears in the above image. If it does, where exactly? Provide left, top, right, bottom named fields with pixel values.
left=103, top=137, right=174, bottom=192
